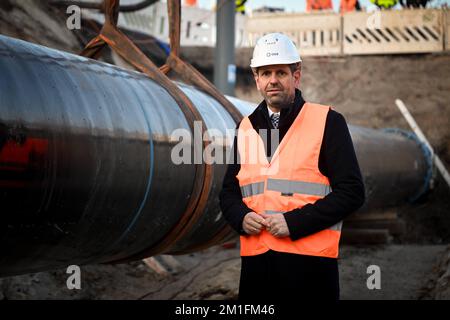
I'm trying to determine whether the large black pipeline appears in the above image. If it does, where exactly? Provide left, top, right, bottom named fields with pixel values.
left=0, top=35, right=431, bottom=276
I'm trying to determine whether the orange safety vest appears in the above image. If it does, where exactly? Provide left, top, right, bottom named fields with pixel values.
left=306, top=0, right=333, bottom=11
left=340, top=0, right=357, bottom=13
left=184, top=0, right=197, bottom=6
left=236, top=102, right=342, bottom=258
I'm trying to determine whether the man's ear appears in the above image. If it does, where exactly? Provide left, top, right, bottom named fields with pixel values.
left=253, top=72, right=261, bottom=91
left=293, top=70, right=301, bottom=89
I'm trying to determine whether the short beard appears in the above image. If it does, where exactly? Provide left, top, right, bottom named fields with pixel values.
left=264, top=92, right=294, bottom=109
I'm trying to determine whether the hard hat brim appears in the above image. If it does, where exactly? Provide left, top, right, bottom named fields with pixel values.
left=250, top=57, right=302, bottom=69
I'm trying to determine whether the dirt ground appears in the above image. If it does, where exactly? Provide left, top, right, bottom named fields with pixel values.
left=0, top=0, right=449, bottom=300
left=0, top=0, right=79, bottom=53
left=0, top=244, right=448, bottom=300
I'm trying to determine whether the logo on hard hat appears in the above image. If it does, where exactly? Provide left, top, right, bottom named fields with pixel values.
left=266, top=52, right=279, bottom=57
left=265, top=40, right=278, bottom=45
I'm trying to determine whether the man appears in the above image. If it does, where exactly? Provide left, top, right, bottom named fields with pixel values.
left=340, top=0, right=361, bottom=13
left=306, top=0, right=333, bottom=12
left=219, top=33, right=365, bottom=300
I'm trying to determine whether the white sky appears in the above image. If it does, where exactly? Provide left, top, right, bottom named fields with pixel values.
left=197, top=0, right=449, bottom=12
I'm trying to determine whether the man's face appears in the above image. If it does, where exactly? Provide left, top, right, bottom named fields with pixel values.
left=254, top=64, right=301, bottom=109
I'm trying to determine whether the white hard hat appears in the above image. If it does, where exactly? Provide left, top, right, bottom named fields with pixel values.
left=250, top=33, right=302, bottom=68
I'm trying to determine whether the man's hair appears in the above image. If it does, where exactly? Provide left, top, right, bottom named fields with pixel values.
left=288, top=62, right=301, bottom=74
left=252, top=62, right=302, bottom=76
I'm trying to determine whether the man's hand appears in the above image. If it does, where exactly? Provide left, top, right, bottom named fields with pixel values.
left=243, top=212, right=269, bottom=235
left=260, top=213, right=290, bottom=238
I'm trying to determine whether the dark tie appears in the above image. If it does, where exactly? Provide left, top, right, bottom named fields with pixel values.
left=270, top=113, right=280, bottom=129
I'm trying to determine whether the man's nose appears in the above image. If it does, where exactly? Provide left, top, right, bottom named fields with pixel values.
left=269, top=73, right=279, bottom=84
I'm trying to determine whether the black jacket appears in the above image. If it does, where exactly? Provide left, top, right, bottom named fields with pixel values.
left=219, top=89, right=365, bottom=240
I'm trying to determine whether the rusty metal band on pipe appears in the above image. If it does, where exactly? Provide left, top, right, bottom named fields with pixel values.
left=79, top=0, right=241, bottom=262
left=78, top=0, right=243, bottom=260
left=82, top=27, right=214, bottom=260
left=0, top=35, right=431, bottom=276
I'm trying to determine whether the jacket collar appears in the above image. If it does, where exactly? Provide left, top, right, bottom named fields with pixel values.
left=257, top=89, right=305, bottom=128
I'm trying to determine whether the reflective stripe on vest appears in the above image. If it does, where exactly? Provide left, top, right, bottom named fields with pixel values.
left=240, top=181, right=265, bottom=198
left=241, top=179, right=331, bottom=198
left=238, top=149, right=339, bottom=233
left=236, top=102, right=342, bottom=258
left=267, top=178, right=331, bottom=197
